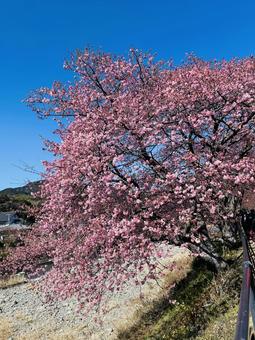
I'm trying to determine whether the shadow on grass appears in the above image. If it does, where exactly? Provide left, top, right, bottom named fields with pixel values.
left=118, top=256, right=241, bottom=340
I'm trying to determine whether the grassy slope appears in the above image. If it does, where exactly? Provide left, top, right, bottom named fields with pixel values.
left=118, top=252, right=242, bottom=340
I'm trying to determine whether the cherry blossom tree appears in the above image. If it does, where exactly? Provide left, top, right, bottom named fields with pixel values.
left=1, top=49, right=255, bottom=308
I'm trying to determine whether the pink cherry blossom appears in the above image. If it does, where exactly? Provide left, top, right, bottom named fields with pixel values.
left=1, top=49, right=255, bottom=310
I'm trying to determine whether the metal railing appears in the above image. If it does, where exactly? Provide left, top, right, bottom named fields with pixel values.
left=235, top=221, right=255, bottom=340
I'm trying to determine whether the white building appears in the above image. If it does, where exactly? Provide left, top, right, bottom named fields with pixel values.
left=0, top=212, right=19, bottom=226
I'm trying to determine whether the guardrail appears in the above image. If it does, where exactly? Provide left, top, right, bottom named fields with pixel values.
left=235, top=222, right=255, bottom=340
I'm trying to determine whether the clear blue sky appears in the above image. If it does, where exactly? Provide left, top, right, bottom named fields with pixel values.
left=1, top=0, right=255, bottom=189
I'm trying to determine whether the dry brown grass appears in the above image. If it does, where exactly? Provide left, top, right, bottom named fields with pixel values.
left=0, top=313, right=88, bottom=340
left=0, top=317, right=13, bottom=340
left=17, top=324, right=88, bottom=340
left=47, top=324, right=88, bottom=340
left=0, top=274, right=26, bottom=289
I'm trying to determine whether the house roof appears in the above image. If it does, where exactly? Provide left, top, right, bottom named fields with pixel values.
left=0, top=212, right=16, bottom=223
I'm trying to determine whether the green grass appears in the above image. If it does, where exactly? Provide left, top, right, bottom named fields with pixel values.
left=118, top=254, right=242, bottom=340
left=196, top=305, right=239, bottom=340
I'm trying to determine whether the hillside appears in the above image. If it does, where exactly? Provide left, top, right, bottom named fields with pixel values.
left=0, top=181, right=41, bottom=223
left=0, top=181, right=41, bottom=197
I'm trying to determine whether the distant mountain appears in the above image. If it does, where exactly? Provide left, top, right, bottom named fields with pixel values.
left=0, top=181, right=41, bottom=196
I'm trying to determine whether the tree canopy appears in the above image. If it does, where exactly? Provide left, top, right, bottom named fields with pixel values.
left=1, top=49, right=255, bottom=308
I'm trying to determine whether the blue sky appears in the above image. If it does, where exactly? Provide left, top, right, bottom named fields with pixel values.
left=1, top=0, right=255, bottom=189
